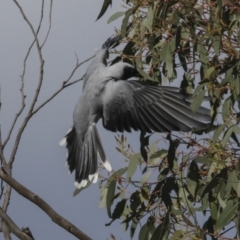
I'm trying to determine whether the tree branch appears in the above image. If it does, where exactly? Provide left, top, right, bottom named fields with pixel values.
left=32, top=54, right=94, bottom=115
left=0, top=207, right=33, bottom=240
left=0, top=168, right=92, bottom=240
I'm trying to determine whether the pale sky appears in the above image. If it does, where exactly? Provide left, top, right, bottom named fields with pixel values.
left=0, top=0, right=141, bottom=239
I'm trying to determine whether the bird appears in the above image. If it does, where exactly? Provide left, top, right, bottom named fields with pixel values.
left=60, top=35, right=211, bottom=189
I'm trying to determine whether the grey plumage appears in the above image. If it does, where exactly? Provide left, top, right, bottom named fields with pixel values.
left=60, top=36, right=211, bottom=189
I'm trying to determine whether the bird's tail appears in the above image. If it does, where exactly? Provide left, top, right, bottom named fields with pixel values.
left=59, top=125, right=112, bottom=189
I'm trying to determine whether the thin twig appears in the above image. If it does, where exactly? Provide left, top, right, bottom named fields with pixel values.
left=1, top=220, right=11, bottom=240
left=0, top=168, right=92, bottom=240
left=31, top=55, right=94, bottom=115
left=3, top=0, right=46, bottom=148
left=10, top=0, right=45, bottom=166
left=0, top=207, right=33, bottom=240
left=41, top=0, right=53, bottom=48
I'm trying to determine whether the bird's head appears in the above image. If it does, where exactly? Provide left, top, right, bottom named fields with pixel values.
left=108, top=62, right=140, bottom=80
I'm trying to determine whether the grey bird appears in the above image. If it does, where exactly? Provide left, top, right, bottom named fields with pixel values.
left=60, top=36, right=211, bottom=188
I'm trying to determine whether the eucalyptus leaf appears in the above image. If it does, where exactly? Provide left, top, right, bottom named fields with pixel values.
left=190, top=89, right=206, bottom=112
left=215, top=200, right=237, bottom=232
left=212, top=124, right=225, bottom=142
left=140, top=171, right=153, bottom=186
left=121, top=9, right=132, bottom=37
left=107, top=11, right=125, bottom=24
left=139, top=222, right=151, bottom=240
left=96, top=0, right=112, bottom=21
left=106, top=179, right=116, bottom=217
left=126, top=153, right=141, bottom=181
left=150, top=211, right=169, bottom=240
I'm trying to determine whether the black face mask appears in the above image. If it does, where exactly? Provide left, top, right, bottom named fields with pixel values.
left=122, top=66, right=141, bottom=80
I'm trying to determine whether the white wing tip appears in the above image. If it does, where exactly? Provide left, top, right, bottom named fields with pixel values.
left=89, top=173, right=98, bottom=183
left=59, top=138, right=67, bottom=147
left=74, top=180, right=88, bottom=189
left=103, top=160, right=112, bottom=172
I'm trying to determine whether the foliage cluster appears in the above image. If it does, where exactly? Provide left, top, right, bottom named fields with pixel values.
left=96, top=0, right=240, bottom=239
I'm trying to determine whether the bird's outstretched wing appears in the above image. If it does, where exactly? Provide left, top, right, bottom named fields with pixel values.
left=102, top=80, right=211, bottom=133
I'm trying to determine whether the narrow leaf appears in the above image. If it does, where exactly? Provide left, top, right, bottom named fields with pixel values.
left=215, top=200, right=237, bottom=232
left=96, top=0, right=112, bottom=21
left=121, top=9, right=132, bottom=37
left=107, top=11, right=125, bottom=24
left=106, top=180, right=116, bottom=217
left=140, top=171, right=152, bottom=186
left=190, top=89, right=206, bottom=112
left=201, top=168, right=228, bottom=198
left=139, top=223, right=150, bottom=240
left=212, top=124, right=225, bottom=142
left=150, top=211, right=169, bottom=240
left=222, top=126, right=233, bottom=147
left=126, top=153, right=141, bottom=180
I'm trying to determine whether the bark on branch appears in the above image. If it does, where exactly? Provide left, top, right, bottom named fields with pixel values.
left=0, top=168, right=92, bottom=240
left=0, top=208, right=33, bottom=240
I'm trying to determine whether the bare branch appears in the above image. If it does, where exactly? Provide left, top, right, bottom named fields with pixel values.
left=31, top=55, right=94, bottom=115
left=0, top=207, right=33, bottom=240
left=9, top=0, right=45, bottom=165
left=0, top=168, right=92, bottom=240
left=1, top=220, right=11, bottom=240
left=4, top=1, right=54, bottom=150
left=41, top=0, right=53, bottom=48
left=0, top=126, right=7, bottom=167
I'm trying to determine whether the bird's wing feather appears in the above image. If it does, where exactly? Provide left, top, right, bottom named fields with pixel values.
left=102, top=80, right=211, bottom=133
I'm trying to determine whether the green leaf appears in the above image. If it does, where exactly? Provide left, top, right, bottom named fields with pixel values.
left=126, top=153, right=141, bottom=181
left=160, top=43, right=173, bottom=79
left=226, top=170, right=238, bottom=193
left=150, top=150, right=168, bottom=159
left=135, top=55, right=155, bottom=81
left=201, top=168, right=228, bottom=198
left=193, top=84, right=204, bottom=97
left=73, top=180, right=92, bottom=196
left=215, top=200, right=237, bottom=232
left=150, top=211, right=169, bottom=240
left=106, top=199, right=127, bottom=226
left=114, top=167, right=128, bottom=177
left=130, top=191, right=141, bottom=212
left=167, top=138, right=179, bottom=170
left=140, top=132, right=150, bottom=162
left=178, top=50, right=187, bottom=72
left=190, top=89, right=206, bottom=112
left=212, top=124, right=225, bottom=142
left=99, top=185, right=108, bottom=209
left=96, top=0, right=112, bottom=21
left=139, top=222, right=151, bottom=240
left=233, top=124, right=240, bottom=135
left=140, top=171, right=153, bottom=186
left=107, top=11, right=125, bottom=24
left=175, top=26, right=181, bottom=49
left=141, top=188, right=149, bottom=200
left=222, top=126, right=233, bottom=147
left=194, top=156, right=212, bottom=164
left=106, top=179, right=116, bottom=217
left=222, top=97, right=231, bottom=121
left=121, top=9, right=132, bottom=37
left=204, top=67, right=216, bottom=80
left=213, top=36, right=220, bottom=55
left=145, top=7, right=153, bottom=33
left=197, top=41, right=208, bottom=64
left=169, top=230, right=184, bottom=240
left=187, top=161, right=199, bottom=197
left=130, top=219, right=138, bottom=239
